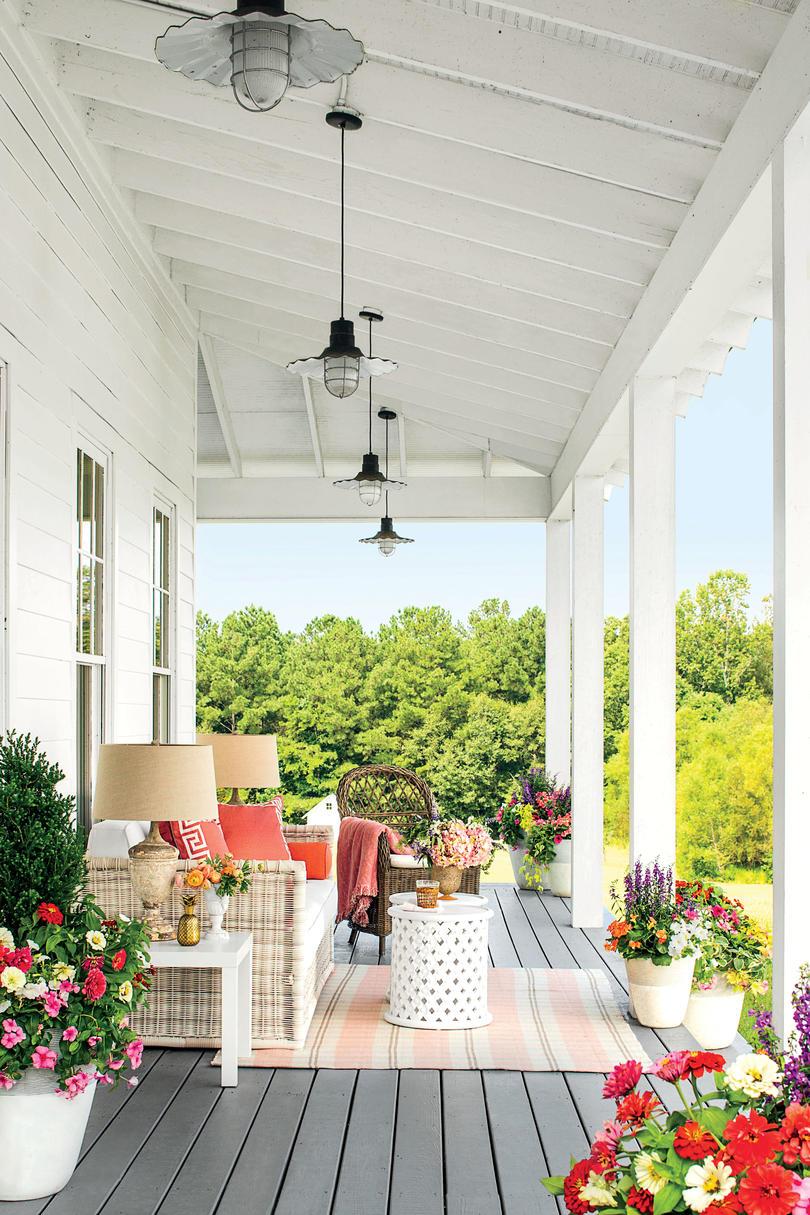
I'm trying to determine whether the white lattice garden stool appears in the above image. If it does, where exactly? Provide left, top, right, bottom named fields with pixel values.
left=385, top=903, right=494, bottom=1030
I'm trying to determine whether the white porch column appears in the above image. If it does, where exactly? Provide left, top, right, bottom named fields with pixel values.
left=545, top=519, right=571, bottom=787
left=629, top=378, right=677, bottom=870
left=772, top=122, right=810, bottom=1041
left=571, top=475, right=604, bottom=928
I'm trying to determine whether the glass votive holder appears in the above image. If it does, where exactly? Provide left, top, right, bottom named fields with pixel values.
left=416, top=880, right=440, bottom=909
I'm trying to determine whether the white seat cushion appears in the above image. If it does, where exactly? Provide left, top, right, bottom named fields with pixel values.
left=301, top=879, right=338, bottom=938
left=389, top=853, right=429, bottom=869
left=86, top=820, right=149, bottom=858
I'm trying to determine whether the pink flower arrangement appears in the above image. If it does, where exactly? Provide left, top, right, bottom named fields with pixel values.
left=423, top=819, right=493, bottom=870
left=31, top=1045, right=57, bottom=1070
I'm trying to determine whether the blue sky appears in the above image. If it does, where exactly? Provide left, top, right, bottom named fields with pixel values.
left=198, top=319, right=773, bottom=631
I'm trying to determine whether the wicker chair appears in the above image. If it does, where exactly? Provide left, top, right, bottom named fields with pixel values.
left=336, top=764, right=481, bottom=958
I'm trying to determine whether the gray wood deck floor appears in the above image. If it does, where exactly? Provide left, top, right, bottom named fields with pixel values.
left=3, top=888, right=748, bottom=1215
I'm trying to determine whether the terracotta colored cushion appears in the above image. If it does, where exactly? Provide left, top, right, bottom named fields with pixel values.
left=158, top=819, right=229, bottom=861
left=218, top=802, right=292, bottom=862
left=287, top=841, right=333, bottom=881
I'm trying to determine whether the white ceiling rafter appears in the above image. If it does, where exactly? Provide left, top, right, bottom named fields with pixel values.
left=198, top=334, right=242, bottom=478
left=300, top=377, right=324, bottom=479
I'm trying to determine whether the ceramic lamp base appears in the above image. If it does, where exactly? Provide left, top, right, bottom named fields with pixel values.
left=128, top=822, right=179, bottom=941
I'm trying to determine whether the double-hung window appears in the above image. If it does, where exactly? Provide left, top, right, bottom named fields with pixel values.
left=152, top=504, right=173, bottom=743
left=76, top=448, right=106, bottom=834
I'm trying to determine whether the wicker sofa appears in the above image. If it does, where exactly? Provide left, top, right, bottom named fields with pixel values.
left=85, top=821, right=335, bottom=1049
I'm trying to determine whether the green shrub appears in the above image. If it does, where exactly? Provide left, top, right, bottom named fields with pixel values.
left=0, top=732, right=86, bottom=935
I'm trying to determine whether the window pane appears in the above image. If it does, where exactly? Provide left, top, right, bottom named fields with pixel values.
left=76, top=451, right=83, bottom=549
left=76, top=664, right=103, bottom=836
left=152, top=673, right=170, bottom=744
left=154, top=588, right=162, bottom=667
left=153, top=511, right=161, bottom=588
left=80, top=453, right=93, bottom=553
left=161, top=516, right=170, bottom=592
left=160, top=591, right=169, bottom=666
left=93, top=561, right=103, bottom=656
left=79, top=556, right=92, bottom=654
left=94, top=464, right=104, bottom=559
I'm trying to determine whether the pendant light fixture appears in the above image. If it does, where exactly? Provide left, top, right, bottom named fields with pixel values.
left=360, top=409, right=414, bottom=557
left=287, top=111, right=397, bottom=399
left=334, top=310, right=405, bottom=505
left=155, top=3, right=364, bottom=115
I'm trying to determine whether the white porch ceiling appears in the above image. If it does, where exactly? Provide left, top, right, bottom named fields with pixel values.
left=20, top=0, right=807, bottom=520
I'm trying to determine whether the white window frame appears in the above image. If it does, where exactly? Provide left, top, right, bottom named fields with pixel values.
left=152, top=496, right=176, bottom=743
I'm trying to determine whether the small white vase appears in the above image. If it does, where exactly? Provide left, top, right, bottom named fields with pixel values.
left=547, top=840, right=572, bottom=897
left=0, top=1068, right=97, bottom=1200
left=625, top=955, right=695, bottom=1028
left=684, top=976, right=745, bottom=1049
left=204, top=889, right=231, bottom=939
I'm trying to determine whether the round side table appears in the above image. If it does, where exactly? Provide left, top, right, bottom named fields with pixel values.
left=389, top=891, right=488, bottom=908
left=384, top=903, right=494, bottom=1030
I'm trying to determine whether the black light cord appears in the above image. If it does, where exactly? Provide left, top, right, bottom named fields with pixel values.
left=340, top=123, right=346, bottom=319
left=367, top=315, right=373, bottom=451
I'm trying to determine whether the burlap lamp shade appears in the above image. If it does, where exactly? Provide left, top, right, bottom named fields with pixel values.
left=195, top=734, right=280, bottom=804
left=93, top=743, right=218, bottom=940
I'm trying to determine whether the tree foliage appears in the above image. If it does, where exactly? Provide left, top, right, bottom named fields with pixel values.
left=0, top=732, right=86, bottom=935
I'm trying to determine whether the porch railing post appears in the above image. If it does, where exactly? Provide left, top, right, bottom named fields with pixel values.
left=629, top=377, right=677, bottom=871
left=571, top=474, right=604, bottom=928
left=772, top=121, right=810, bottom=1041
left=545, top=518, right=571, bottom=788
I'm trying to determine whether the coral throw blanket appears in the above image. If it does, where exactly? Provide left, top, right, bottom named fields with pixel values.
left=337, top=817, right=407, bottom=927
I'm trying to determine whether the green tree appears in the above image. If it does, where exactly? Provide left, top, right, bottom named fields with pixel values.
left=196, top=605, right=287, bottom=735
left=463, top=599, right=545, bottom=702
left=676, top=571, right=760, bottom=703
left=604, top=615, right=629, bottom=759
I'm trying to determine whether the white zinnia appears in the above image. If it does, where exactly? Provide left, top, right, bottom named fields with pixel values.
left=0, top=927, right=13, bottom=951
left=22, top=980, right=48, bottom=1000
left=683, top=1158, right=735, bottom=1213
left=724, top=1053, right=781, bottom=1099
left=0, top=966, right=25, bottom=993
left=86, top=930, right=106, bottom=950
left=117, top=981, right=133, bottom=1004
left=634, top=1153, right=667, bottom=1196
left=580, top=1173, right=617, bottom=1208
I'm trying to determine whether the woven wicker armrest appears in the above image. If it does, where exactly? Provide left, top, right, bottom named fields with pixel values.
left=282, top=822, right=336, bottom=848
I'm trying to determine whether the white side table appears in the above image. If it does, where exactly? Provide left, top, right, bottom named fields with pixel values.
left=149, top=932, right=252, bottom=1086
left=385, top=904, right=493, bottom=1030
left=390, top=891, right=489, bottom=908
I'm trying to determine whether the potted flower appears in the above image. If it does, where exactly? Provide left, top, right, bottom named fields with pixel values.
left=419, top=819, right=493, bottom=900
left=677, top=879, right=770, bottom=1050
left=490, top=769, right=571, bottom=892
left=0, top=899, right=151, bottom=1201
left=605, top=861, right=705, bottom=1028
left=186, top=855, right=252, bottom=939
left=543, top=1046, right=807, bottom=1215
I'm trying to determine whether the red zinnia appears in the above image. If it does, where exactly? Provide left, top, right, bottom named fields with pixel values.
left=82, top=956, right=103, bottom=972
left=8, top=947, right=32, bottom=974
left=738, top=1164, right=800, bottom=1215
left=626, top=1187, right=654, bottom=1214
left=111, top=949, right=127, bottom=972
left=615, top=1091, right=661, bottom=1129
left=563, top=1160, right=593, bottom=1215
left=683, top=1051, right=727, bottom=1078
left=35, top=902, right=63, bottom=925
left=82, top=968, right=107, bottom=1002
left=725, top=1111, right=781, bottom=1169
left=673, top=1120, right=718, bottom=1161
left=780, top=1104, right=810, bottom=1168
left=602, top=1059, right=644, bottom=1100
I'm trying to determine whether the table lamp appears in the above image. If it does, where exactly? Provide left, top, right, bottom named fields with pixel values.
left=92, top=742, right=218, bottom=940
left=195, top=734, right=280, bottom=805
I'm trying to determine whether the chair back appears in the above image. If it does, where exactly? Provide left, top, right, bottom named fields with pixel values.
left=336, top=764, right=434, bottom=834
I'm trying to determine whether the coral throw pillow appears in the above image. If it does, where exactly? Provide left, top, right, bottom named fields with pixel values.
left=219, top=803, right=292, bottom=862
left=287, top=842, right=333, bottom=880
left=158, top=819, right=229, bottom=861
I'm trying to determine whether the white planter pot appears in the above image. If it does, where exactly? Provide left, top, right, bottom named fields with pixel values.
left=204, top=890, right=231, bottom=939
left=547, top=840, right=572, bottom=897
left=684, top=977, right=745, bottom=1049
left=509, top=846, right=532, bottom=889
left=0, top=1068, right=97, bottom=1200
left=625, top=955, right=695, bottom=1028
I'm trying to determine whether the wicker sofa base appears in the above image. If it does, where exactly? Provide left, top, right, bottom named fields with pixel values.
left=86, top=826, right=335, bottom=1050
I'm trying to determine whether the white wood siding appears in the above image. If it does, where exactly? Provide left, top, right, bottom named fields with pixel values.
left=0, top=3, right=198, bottom=792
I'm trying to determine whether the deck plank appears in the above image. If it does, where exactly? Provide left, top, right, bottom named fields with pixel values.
left=483, top=1071, right=553, bottom=1215
left=389, top=1071, right=444, bottom=1215
left=495, top=888, right=550, bottom=968
left=273, top=1070, right=357, bottom=1215
left=487, top=892, right=521, bottom=968
left=157, top=1065, right=271, bottom=1215
left=524, top=1073, right=591, bottom=1175
left=443, top=1072, right=503, bottom=1215
left=332, top=1071, right=398, bottom=1215
left=215, top=1069, right=313, bottom=1215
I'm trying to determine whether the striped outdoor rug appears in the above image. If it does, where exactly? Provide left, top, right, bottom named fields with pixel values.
left=224, top=964, right=651, bottom=1071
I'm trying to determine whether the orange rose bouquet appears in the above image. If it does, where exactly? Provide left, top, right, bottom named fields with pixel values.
left=184, top=855, right=252, bottom=898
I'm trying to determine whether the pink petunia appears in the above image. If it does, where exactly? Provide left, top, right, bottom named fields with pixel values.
left=1, top=1018, right=24, bottom=1049
left=87, top=1035, right=101, bottom=1047
left=31, top=1045, right=57, bottom=1070
left=125, top=1039, right=144, bottom=1069
left=61, top=1026, right=78, bottom=1042
left=0, top=1072, right=14, bottom=1090
left=43, top=992, right=63, bottom=1017
left=793, top=1177, right=810, bottom=1215
left=61, top=1070, right=93, bottom=1100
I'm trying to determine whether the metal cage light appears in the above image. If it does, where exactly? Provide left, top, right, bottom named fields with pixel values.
left=360, top=408, right=414, bottom=556
left=334, top=313, right=405, bottom=503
